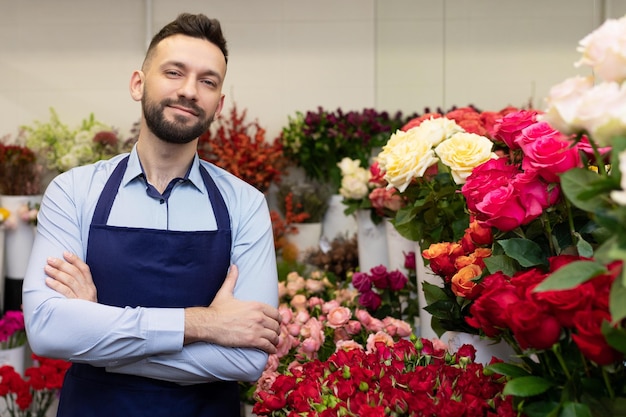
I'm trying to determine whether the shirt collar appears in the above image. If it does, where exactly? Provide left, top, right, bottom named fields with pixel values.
left=121, top=146, right=206, bottom=194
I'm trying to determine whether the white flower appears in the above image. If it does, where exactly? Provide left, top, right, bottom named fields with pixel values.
left=541, top=75, right=594, bottom=135
left=575, top=81, right=626, bottom=146
left=410, top=117, right=465, bottom=147
left=337, top=157, right=363, bottom=176
left=575, top=15, right=626, bottom=83
left=338, top=158, right=371, bottom=200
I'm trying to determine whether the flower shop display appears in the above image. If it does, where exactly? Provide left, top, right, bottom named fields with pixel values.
left=280, top=107, right=415, bottom=192
left=0, top=354, right=71, bottom=417
left=304, top=235, right=359, bottom=283
left=252, top=336, right=520, bottom=416
left=0, top=311, right=27, bottom=376
left=21, top=108, right=134, bottom=175
left=0, top=141, right=42, bottom=197
left=197, top=104, right=287, bottom=193
left=243, top=268, right=415, bottom=412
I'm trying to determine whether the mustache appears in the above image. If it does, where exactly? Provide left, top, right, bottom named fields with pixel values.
left=162, top=98, right=204, bottom=116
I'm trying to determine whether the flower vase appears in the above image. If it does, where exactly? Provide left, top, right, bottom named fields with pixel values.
left=414, top=241, right=441, bottom=341
left=384, top=219, right=415, bottom=273
left=355, top=210, right=388, bottom=272
left=0, top=344, right=26, bottom=375
left=285, top=222, right=323, bottom=261
left=321, top=194, right=357, bottom=242
left=443, top=331, right=516, bottom=365
left=242, top=403, right=256, bottom=417
left=1, top=194, right=42, bottom=312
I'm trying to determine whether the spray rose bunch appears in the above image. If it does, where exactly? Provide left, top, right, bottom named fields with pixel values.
left=253, top=337, right=520, bottom=417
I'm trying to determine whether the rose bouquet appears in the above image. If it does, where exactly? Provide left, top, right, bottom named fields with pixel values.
left=253, top=336, right=520, bottom=416
left=0, top=354, right=71, bottom=417
left=377, top=110, right=513, bottom=249
left=351, top=264, right=418, bottom=324
left=197, top=104, right=287, bottom=193
left=429, top=16, right=626, bottom=416
left=337, top=157, right=405, bottom=224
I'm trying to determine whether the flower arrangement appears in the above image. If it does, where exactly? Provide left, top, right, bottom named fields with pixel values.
left=280, top=107, right=415, bottom=191
left=413, top=16, right=626, bottom=416
left=197, top=104, right=287, bottom=193
left=0, top=355, right=71, bottom=417
left=253, top=336, right=520, bottom=416
left=0, top=311, right=26, bottom=350
left=0, top=139, right=42, bottom=196
left=304, top=235, right=360, bottom=282
left=351, top=264, right=418, bottom=324
left=21, top=108, right=132, bottom=174
left=337, top=157, right=405, bottom=224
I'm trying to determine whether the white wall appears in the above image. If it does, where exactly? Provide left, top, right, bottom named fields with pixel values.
left=1, top=0, right=625, bottom=143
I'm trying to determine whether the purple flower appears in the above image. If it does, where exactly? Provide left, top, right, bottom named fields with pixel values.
left=352, top=272, right=372, bottom=292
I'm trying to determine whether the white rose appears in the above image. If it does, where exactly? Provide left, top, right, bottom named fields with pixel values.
left=337, top=157, right=363, bottom=176
left=410, top=117, right=465, bottom=147
left=378, top=129, right=438, bottom=192
left=541, top=75, right=594, bottom=135
left=339, top=170, right=370, bottom=200
left=575, top=16, right=626, bottom=83
left=575, top=81, right=626, bottom=146
left=435, top=132, right=497, bottom=184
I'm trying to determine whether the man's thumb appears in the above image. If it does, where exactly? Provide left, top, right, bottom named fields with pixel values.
left=218, top=264, right=238, bottom=295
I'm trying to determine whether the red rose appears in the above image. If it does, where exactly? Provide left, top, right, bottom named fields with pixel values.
left=507, top=300, right=562, bottom=350
left=388, top=270, right=408, bottom=291
left=358, top=290, right=382, bottom=311
left=572, top=309, right=624, bottom=365
left=466, top=273, right=521, bottom=337
left=369, top=265, right=390, bottom=289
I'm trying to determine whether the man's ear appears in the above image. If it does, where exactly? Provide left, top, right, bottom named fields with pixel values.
left=129, top=70, right=145, bottom=102
left=214, top=94, right=226, bottom=118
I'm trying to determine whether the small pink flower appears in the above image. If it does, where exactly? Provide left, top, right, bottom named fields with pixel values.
left=326, top=306, right=352, bottom=329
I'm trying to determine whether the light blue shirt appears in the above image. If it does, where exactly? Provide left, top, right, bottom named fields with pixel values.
left=22, top=146, right=279, bottom=385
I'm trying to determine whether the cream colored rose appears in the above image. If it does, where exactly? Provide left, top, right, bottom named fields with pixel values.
left=339, top=165, right=371, bottom=200
left=378, top=129, right=439, bottom=192
left=575, top=16, right=626, bottom=83
left=413, top=117, right=465, bottom=147
left=542, top=75, right=593, bottom=135
left=337, top=157, right=362, bottom=176
left=435, top=132, right=497, bottom=184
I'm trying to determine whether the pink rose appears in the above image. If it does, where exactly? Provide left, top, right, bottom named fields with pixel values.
left=335, top=340, right=364, bottom=352
left=387, top=270, right=408, bottom=291
left=355, top=309, right=373, bottom=325
left=493, top=110, right=540, bottom=149
left=519, top=123, right=582, bottom=183
left=351, top=272, right=372, bottom=292
left=344, top=320, right=362, bottom=335
left=461, top=157, right=518, bottom=213
left=365, top=331, right=394, bottom=352
left=512, top=170, right=561, bottom=224
left=326, top=306, right=352, bottom=328
left=321, top=300, right=340, bottom=314
left=474, top=183, right=527, bottom=231
left=369, top=265, right=390, bottom=289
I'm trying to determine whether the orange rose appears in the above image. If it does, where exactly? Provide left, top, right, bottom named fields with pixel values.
left=451, top=264, right=483, bottom=298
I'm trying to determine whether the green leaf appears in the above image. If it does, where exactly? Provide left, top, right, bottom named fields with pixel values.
left=610, top=276, right=626, bottom=324
left=485, top=362, right=531, bottom=378
left=498, top=238, right=547, bottom=268
left=503, top=375, right=554, bottom=397
left=560, top=401, right=592, bottom=417
left=560, top=168, right=610, bottom=212
left=421, top=281, right=447, bottom=304
left=483, top=254, right=519, bottom=276
left=602, top=321, right=626, bottom=354
left=533, top=261, right=606, bottom=292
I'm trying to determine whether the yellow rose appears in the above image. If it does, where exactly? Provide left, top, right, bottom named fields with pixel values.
left=378, top=129, right=439, bottom=192
left=413, top=117, right=465, bottom=147
left=434, top=132, right=497, bottom=184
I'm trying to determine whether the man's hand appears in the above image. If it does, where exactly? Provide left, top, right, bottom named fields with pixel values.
left=184, top=265, right=281, bottom=354
left=45, top=251, right=98, bottom=302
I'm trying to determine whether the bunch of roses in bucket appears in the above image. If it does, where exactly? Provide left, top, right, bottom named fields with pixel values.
left=377, top=111, right=510, bottom=249
left=253, top=336, right=520, bottom=416
left=246, top=270, right=414, bottom=406
left=0, top=355, right=71, bottom=417
left=351, top=263, right=419, bottom=324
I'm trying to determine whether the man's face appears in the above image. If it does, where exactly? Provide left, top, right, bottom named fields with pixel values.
left=140, top=34, right=226, bottom=144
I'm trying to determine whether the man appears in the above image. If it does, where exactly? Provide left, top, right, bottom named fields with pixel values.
left=22, top=13, right=281, bottom=417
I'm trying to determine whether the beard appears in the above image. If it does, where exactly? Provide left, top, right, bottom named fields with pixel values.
left=142, top=94, right=214, bottom=144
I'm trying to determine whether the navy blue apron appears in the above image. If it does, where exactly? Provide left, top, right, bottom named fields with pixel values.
left=56, top=156, right=240, bottom=417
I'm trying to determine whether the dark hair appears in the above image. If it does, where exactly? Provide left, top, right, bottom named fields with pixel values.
left=144, top=13, right=228, bottom=67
